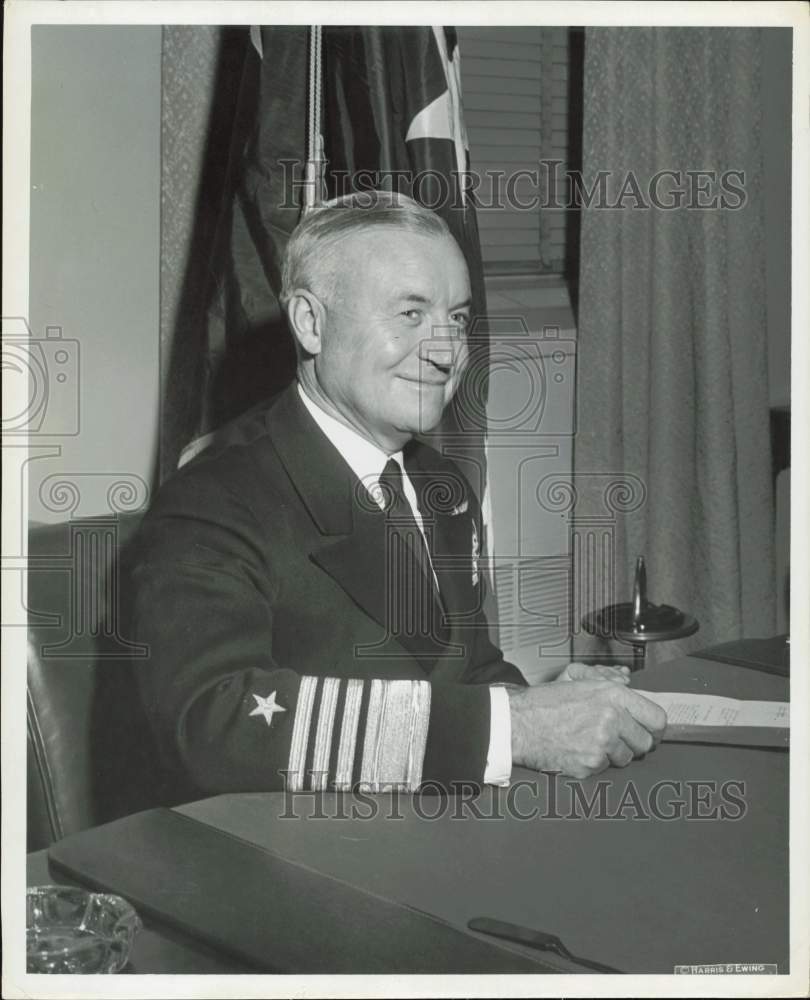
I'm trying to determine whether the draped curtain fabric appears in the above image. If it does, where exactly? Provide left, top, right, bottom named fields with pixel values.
left=573, top=28, right=775, bottom=664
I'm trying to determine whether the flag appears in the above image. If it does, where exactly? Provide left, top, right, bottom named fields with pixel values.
left=322, top=27, right=487, bottom=316
left=322, top=26, right=490, bottom=476
left=161, top=26, right=489, bottom=485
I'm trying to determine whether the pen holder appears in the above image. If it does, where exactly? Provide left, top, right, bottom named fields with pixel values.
left=581, top=556, right=699, bottom=671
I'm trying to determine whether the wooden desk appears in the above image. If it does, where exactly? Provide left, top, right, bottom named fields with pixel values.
left=29, top=654, right=789, bottom=974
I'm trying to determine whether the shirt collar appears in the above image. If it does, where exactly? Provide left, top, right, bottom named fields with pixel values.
left=297, top=383, right=404, bottom=493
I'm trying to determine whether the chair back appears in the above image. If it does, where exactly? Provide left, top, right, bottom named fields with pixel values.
left=27, top=513, right=175, bottom=851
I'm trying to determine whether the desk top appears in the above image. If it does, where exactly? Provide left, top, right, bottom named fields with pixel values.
left=37, top=654, right=789, bottom=975
left=631, top=652, right=788, bottom=700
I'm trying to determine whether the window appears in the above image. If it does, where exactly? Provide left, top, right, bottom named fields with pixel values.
left=458, top=26, right=583, bottom=279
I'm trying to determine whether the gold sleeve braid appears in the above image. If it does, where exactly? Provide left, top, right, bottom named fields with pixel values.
left=286, top=676, right=431, bottom=792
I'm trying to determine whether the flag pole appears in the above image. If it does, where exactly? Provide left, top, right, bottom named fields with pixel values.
left=303, top=25, right=325, bottom=214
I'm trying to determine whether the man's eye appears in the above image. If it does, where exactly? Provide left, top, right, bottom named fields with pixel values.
left=402, top=309, right=422, bottom=321
left=451, top=313, right=470, bottom=328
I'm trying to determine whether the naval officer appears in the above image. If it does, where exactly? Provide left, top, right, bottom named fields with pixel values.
left=131, top=191, right=665, bottom=797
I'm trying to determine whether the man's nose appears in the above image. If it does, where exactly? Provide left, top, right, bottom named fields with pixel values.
left=422, top=340, right=456, bottom=368
left=422, top=326, right=465, bottom=363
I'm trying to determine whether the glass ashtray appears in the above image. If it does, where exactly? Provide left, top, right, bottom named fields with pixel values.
left=27, top=885, right=142, bottom=973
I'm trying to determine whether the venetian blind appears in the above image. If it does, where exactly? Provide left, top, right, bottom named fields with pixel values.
left=458, top=26, right=576, bottom=274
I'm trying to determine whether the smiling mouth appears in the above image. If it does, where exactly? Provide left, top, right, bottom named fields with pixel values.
left=399, top=372, right=452, bottom=388
left=399, top=358, right=454, bottom=386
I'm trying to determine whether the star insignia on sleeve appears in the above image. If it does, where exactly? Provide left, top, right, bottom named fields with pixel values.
left=249, top=690, right=286, bottom=727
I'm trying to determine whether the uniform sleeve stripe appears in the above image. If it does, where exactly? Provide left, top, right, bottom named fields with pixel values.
left=310, top=677, right=340, bottom=791
left=351, top=678, right=373, bottom=789
left=286, top=675, right=318, bottom=791
left=287, top=677, right=431, bottom=793
left=358, top=679, right=431, bottom=793
left=359, top=680, right=385, bottom=789
left=335, top=678, right=364, bottom=790
left=407, top=680, right=431, bottom=788
left=327, top=677, right=349, bottom=786
left=302, top=677, right=325, bottom=788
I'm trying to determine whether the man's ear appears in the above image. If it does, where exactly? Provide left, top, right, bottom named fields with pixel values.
left=286, top=289, right=326, bottom=356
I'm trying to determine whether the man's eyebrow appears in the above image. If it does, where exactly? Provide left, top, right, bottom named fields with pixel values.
left=390, top=292, right=431, bottom=305
left=387, top=292, right=472, bottom=311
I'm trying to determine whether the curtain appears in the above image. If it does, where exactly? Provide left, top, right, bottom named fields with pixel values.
left=573, top=28, right=775, bottom=665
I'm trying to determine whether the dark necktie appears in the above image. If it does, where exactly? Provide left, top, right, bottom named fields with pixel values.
left=379, top=458, right=447, bottom=644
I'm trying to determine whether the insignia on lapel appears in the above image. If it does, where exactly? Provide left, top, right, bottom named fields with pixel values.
left=471, top=519, right=480, bottom=587
left=449, top=499, right=468, bottom=516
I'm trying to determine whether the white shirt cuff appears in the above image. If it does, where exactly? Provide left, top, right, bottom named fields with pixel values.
left=484, top=685, right=513, bottom=785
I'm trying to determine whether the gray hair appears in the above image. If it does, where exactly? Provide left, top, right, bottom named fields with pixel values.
left=279, top=190, right=454, bottom=309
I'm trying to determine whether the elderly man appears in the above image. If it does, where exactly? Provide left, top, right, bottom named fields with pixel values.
left=131, top=191, right=665, bottom=798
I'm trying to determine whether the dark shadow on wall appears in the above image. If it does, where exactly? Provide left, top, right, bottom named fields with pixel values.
left=209, top=316, right=297, bottom=428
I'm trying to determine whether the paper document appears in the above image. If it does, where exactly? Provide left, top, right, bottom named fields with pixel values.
left=638, top=691, right=788, bottom=728
left=636, top=691, right=789, bottom=747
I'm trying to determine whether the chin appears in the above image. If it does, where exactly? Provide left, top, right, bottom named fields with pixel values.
left=390, top=383, right=447, bottom=434
left=416, top=397, right=447, bottom=434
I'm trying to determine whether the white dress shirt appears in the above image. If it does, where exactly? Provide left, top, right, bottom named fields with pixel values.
left=298, top=383, right=512, bottom=785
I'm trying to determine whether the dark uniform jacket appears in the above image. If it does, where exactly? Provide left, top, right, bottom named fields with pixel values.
left=130, top=383, right=525, bottom=798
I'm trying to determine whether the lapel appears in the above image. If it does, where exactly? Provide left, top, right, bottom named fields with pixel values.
left=263, top=383, right=355, bottom=536
left=264, top=385, right=463, bottom=671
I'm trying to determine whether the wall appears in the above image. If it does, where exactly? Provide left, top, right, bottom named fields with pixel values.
left=762, top=27, right=792, bottom=411
left=28, top=26, right=162, bottom=523
left=483, top=276, right=576, bottom=683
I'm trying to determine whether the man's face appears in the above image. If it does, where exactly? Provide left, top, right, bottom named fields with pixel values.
left=314, top=227, right=471, bottom=450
